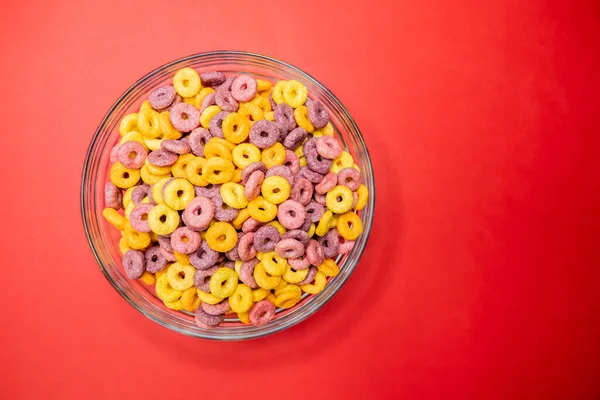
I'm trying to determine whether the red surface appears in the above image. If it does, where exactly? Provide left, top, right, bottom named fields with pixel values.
left=1, top=1, right=599, bottom=398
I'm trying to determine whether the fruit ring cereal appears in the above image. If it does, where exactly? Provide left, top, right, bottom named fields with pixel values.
left=249, top=120, right=280, bottom=149
left=145, top=246, right=167, bottom=273
left=306, top=98, right=329, bottom=128
left=231, top=75, right=257, bottom=102
left=149, top=86, right=177, bottom=110
left=253, top=225, right=281, bottom=252
left=189, top=241, right=220, bottom=270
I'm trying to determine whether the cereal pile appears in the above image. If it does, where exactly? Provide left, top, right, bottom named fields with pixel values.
left=102, top=68, right=368, bottom=328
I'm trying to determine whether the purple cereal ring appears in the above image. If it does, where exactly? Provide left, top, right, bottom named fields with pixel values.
left=109, top=144, right=120, bottom=163
left=282, top=229, right=310, bottom=245
left=297, top=266, right=318, bottom=285
left=290, top=177, right=313, bottom=206
left=265, top=165, right=294, bottom=185
left=338, top=234, right=356, bottom=254
left=200, top=71, right=226, bottom=87
left=195, top=308, right=224, bottom=328
left=240, top=258, right=259, bottom=288
left=306, top=239, right=325, bottom=266
left=147, top=148, right=178, bottom=167
left=209, top=111, right=229, bottom=138
left=274, top=103, right=297, bottom=133
left=297, top=166, right=324, bottom=184
left=316, top=136, right=342, bottom=160
left=161, top=247, right=177, bottom=262
left=305, top=148, right=333, bottom=174
left=244, top=170, right=264, bottom=201
left=188, top=127, right=212, bottom=157
left=277, top=200, right=307, bottom=230
left=306, top=98, right=329, bottom=128
left=238, top=232, right=257, bottom=261
left=305, top=201, right=325, bottom=223
left=212, top=194, right=239, bottom=222
left=241, top=162, right=267, bottom=185
left=288, top=256, right=311, bottom=270
left=303, top=137, right=317, bottom=155
left=131, top=184, right=150, bottom=205
left=231, top=75, right=257, bottom=102
left=161, top=139, right=190, bottom=155
left=283, top=127, right=307, bottom=151
left=182, top=196, right=214, bottom=231
left=158, top=235, right=173, bottom=252
left=189, top=241, right=220, bottom=270
left=223, top=261, right=235, bottom=269
left=225, top=232, right=242, bottom=261
left=170, top=227, right=201, bottom=254
left=275, top=238, right=305, bottom=259
left=194, top=183, right=221, bottom=198
left=145, top=246, right=167, bottom=273
left=314, top=191, right=327, bottom=205
left=215, top=90, right=239, bottom=112
left=118, top=141, right=147, bottom=169
left=337, top=167, right=361, bottom=191
left=104, top=182, right=122, bottom=209
left=170, top=103, right=201, bottom=132
left=300, top=217, right=312, bottom=232
left=319, top=229, right=340, bottom=259
left=216, top=75, right=236, bottom=92
left=149, top=85, right=176, bottom=110
left=129, top=203, right=153, bottom=233
left=249, top=120, right=280, bottom=149
left=249, top=300, right=276, bottom=327
left=269, top=91, right=277, bottom=110
left=283, top=150, right=300, bottom=175
left=194, top=265, right=218, bottom=292
left=122, top=250, right=145, bottom=280
left=199, top=92, right=216, bottom=114
left=202, top=299, right=230, bottom=316
left=253, top=225, right=281, bottom=252
left=315, top=171, right=338, bottom=195
left=165, top=94, right=182, bottom=112
left=242, top=217, right=264, bottom=233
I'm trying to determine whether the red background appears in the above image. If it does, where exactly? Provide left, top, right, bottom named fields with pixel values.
left=2, top=0, right=599, bottom=398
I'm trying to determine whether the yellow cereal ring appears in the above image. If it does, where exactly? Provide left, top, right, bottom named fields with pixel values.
left=232, top=143, right=261, bottom=169
left=329, top=213, right=340, bottom=229
left=253, top=263, right=281, bottom=290
left=204, top=138, right=232, bottom=161
left=184, top=289, right=202, bottom=312
left=185, top=156, right=209, bottom=186
left=252, top=287, right=270, bottom=302
left=261, top=251, right=288, bottom=276
left=321, top=122, right=334, bottom=136
left=283, top=264, right=310, bottom=283
left=166, top=286, right=197, bottom=310
left=316, top=210, right=333, bottom=237
left=247, top=196, right=278, bottom=223
left=275, top=283, right=302, bottom=297
left=220, top=182, right=248, bottom=209
left=202, top=157, right=235, bottom=184
left=353, top=163, right=360, bottom=171
left=326, top=185, right=353, bottom=214
left=200, top=105, right=222, bottom=128
left=163, top=178, right=195, bottom=210
left=124, top=224, right=151, bottom=250
left=251, top=95, right=271, bottom=114
left=355, top=184, right=368, bottom=211
left=272, top=80, right=287, bottom=105
left=274, top=291, right=302, bottom=309
left=140, top=164, right=170, bottom=185
left=119, top=113, right=140, bottom=136
left=256, top=79, right=272, bottom=92
left=124, top=201, right=135, bottom=220
left=197, top=289, right=224, bottom=305
left=266, top=293, right=277, bottom=305
left=261, top=142, right=286, bottom=168
left=137, top=108, right=161, bottom=139
left=151, top=177, right=171, bottom=204
left=109, top=162, right=140, bottom=189
left=294, top=146, right=304, bottom=158
left=228, top=283, right=253, bottom=313
left=301, top=270, right=327, bottom=294
left=171, top=153, right=195, bottom=178
left=205, top=222, right=238, bottom=252
left=337, top=212, right=363, bottom=240
left=261, top=175, right=291, bottom=205
left=119, top=236, right=132, bottom=254
left=144, top=138, right=163, bottom=151
left=159, top=111, right=182, bottom=140
left=238, top=102, right=264, bottom=123
left=308, top=223, right=316, bottom=238
left=194, top=87, right=216, bottom=109
left=173, top=67, right=202, bottom=98
left=174, top=251, right=190, bottom=265
left=264, top=111, right=275, bottom=121
left=122, top=187, right=135, bottom=208
left=140, top=271, right=156, bottom=285
left=222, top=112, right=251, bottom=144
left=140, top=100, right=153, bottom=111
left=183, top=96, right=196, bottom=106
left=331, top=151, right=354, bottom=173
left=294, top=105, right=314, bottom=133
left=102, top=208, right=127, bottom=231
left=232, top=208, right=250, bottom=230
left=211, top=137, right=237, bottom=152
left=166, top=262, right=195, bottom=290
left=267, top=220, right=286, bottom=235
left=209, top=267, right=238, bottom=298
left=156, top=268, right=168, bottom=280
left=317, top=259, right=340, bottom=277
left=144, top=158, right=171, bottom=175
left=238, top=311, right=251, bottom=324
left=283, top=80, right=308, bottom=108
left=275, top=278, right=288, bottom=290
left=155, top=273, right=183, bottom=302
left=147, top=204, right=180, bottom=235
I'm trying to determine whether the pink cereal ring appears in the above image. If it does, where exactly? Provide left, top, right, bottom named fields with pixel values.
left=240, top=258, right=260, bottom=288
left=305, top=201, right=325, bottom=223
left=202, top=299, right=231, bottom=316
left=314, top=192, right=327, bottom=205
left=337, top=167, right=361, bottom=191
left=283, top=150, right=300, bottom=175
left=195, top=308, right=224, bottom=328
left=161, top=139, right=190, bottom=155
left=249, top=299, right=276, bottom=327
left=338, top=234, right=356, bottom=254
left=215, top=90, right=239, bottom=112
left=188, top=127, right=212, bottom=157
left=129, top=203, right=153, bottom=233
left=265, top=165, right=294, bottom=185
left=231, top=75, right=257, bottom=102
left=182, top=196, right=214, bottom=231
left=351, top=192, right=359, bottom=209
left=104, top=182, right=122, bottom=209
left=297, top=266, right=318, bottom=285
left=194, top=183, right=221, bottom=198
left=316, top=136, right=342, bottom=160
left=315, top=172, right=338, bottom=195
left=170, top=227, right=201, bottom=254
left=282, top=229, right=310, bottom=245
left=290, top=177, right=313, bottom=206
left=275, top=238, right=305, bottom=259
left=118, top=141, right=148, bottom=169
left=109, top=144, right=120, bottom=163
left=244, top=170, right=264, bottom=201
left=288, top=256, right=311, bottom=270
left=194, top=265, right=218, bottom=292
left=306, top=239, right=325, bottom=266
left=149, top=85, right=176, bottom=110
left=147, top=149, right=178, bottom=167
left=145, top=246, right=167, bottom=273
left=241, top=162, right=267, bottom=185
left=122, top=250, right=145, bottom=280
left=160, top=247, right=177, bottom=262
left=277, top=200, right=307, bottom=230
left=238, top=232, right=258, bottom=261
left=199, top=92, right=216, bottom=113
left=170, top=103, right=201, bottom=132
left=242, top=217, right=264, bottom=233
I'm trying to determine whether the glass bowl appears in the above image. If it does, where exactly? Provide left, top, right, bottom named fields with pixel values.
left=81, top=51, right=375, bottom=340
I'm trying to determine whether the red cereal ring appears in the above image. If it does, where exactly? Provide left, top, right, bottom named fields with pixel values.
left=283, top=150, right=300, bottom=175
left=161, top=139, right=190, bottom=155
left=243, top=170, right=264, bottom=201
left=202, top=299, right=230, bottom=315
left=265, top=165, right=294, bottom=185
left=215, top=90, right=239, bottom=112
left=242, top=217, right=264, bottom=233
left=297, top=266, right=318, bottom=285
left=241, top=162, right=267, bottom=185
left=249, top=299, right=276, bottom=327
left=283, top=127, right=307, bottom=151
left=282, top=229, right=310, bottom=245
left=182, top=196, right=214, bottom=231
left=209, top=111, right=230, bottom=139
left=145, top=246, right=167, bottom=273
left=314, top=192, right=327, bottom=206
left=337, top=167, right=361, bottom=191
left=238, top=232, right=257, bottom=261
left=170, top=103, right=201, bottom=132
left=199, top=92, right=216, bottom=113
left=315, top=171, right=338, bottom=195
left=277, top=200, right=307, bottom=230
left=319, top=228, right=340, bottom=259
left=231, top=75, right=258, bottom=102
left=147, top=148, right=178, bottom=167
left=316, top=136, right=343, bottom=160
left=118, top=141, right=148, bottom=169
left=129, top=203, right=153, bottom=233
left=170, top=227, right=201, bottom=254
left=122, top=250, right=146, bottom=279
left=275, top=238, right=305, bottom=259
left=249, top=120, right=280, bottom=149
left=200, top=71, right=226, bottom=87
left=104, top=182, right=122, bottom=209
left=240, top=258, right=260, bottom=288
left=188, top=127, right=212, bottom=157
left=306, top=239, right=325, bottom=266
left=290, top=177, right=313, bottom=206
left=189, top=241, right=219, bottom=270
left=288, top=256, right=311, bottom=270
left=194, top=183, right=221, bottom=198
left=305, top=201, right=325, bottom=223
left=149, top=85, right=176, bottom=111
left=253, top=225, right=281, bottom=252
left=194, top=308, right=224, bottom=328
left=194, top=265, right=218, bottom=292
left=338, top=234, right=356, bottom=254
left=306, top=98, right=329, bottom=128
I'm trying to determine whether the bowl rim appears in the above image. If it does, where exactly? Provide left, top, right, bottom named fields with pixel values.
left=81, top=50, right=376, bottom=340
